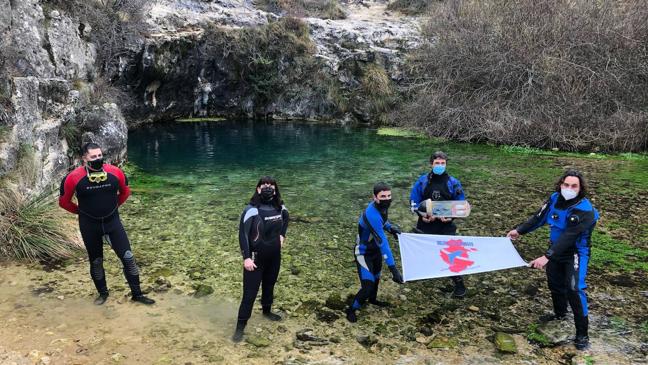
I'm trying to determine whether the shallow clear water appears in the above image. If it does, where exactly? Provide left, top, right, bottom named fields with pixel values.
left=125, top=120, right=648, bottom=304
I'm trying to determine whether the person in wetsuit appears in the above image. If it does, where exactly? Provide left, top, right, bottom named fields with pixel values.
left=233, top=176, right=289, bottom=342
left=507, top=169, right=598, bottom=351
left=410, top=151, right=467, bottom=297
left=346, top=182, right=403, bottom=323
left=59, top=142, right=154, bottom=305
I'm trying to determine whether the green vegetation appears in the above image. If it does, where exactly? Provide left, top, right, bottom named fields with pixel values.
left=590, top=231, right=648, bottom=272
left=255, top=0, right=346, bottom=20
left=204, top=17, right=317, bottom=108
left=376, top=127, right=424, bottom=138
left=0, top=125, right=10, bottom=142
left=175, top=117, right=226, bottom=123
left=387, top=0, right=435, bottom=15
left=59, top=121, right=81, bottom=155
left=0, top=188, right=82, bottom=261
left=394, top=0, right=648, bottom=152
left=526, top=324, right=551, bottom=347
left=0, top=142, right=81, bottom=261
left=361, top=64, right=397, bottom=123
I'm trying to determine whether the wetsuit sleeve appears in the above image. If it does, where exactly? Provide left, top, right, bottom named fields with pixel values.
left=545, top=209, right=596, bottom=259
left=410, top=175, right=426, bottom=211
left=280, top=205, right=289, bottom=237
left=366, top=209, right=396, bottom=267
left=58, top=174, right=79, bottom=214
left=239, top=206, right=257, bottom=260
left=115, top=168, right=131, bottom=206
left=451, top=178, right=466, bottom=200
left=516, top=195, right=553, bottom=234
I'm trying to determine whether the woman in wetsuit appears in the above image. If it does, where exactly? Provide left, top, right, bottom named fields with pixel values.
left=232, top=176, right=289, bottom=342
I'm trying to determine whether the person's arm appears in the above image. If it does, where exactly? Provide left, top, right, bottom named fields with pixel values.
left=366, top=210, right=395, bottom=267
left=545, top=209, right=596, bottom=259
left=58, top=173, right=79, bottom=214
left=515, top=195, right=554, bottom=235
left=451, top=178, right=465, bottom=200
left=409, top=176, right=425, bottom=213
left=280, top=204, right=289, bottom=237
left=239, top=207, right=257, bottom=260
left=115, top=167, right=131, bottom=205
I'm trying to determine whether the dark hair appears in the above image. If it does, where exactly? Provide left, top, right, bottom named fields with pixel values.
left=249, top=176, right=284, bottom=209
left=555, top=169, right=588, bottom=197
left=81, top=142, right=101, bottom=156
left=430, top=151, right=448, bottom=162
left=373, top=182, right=391, bottom=196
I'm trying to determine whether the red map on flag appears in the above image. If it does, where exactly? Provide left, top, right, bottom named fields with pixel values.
left=439, top=239, right=478, bottom=273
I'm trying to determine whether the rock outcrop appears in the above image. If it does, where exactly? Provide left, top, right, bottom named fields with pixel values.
left=0, top=0, right=127, bottom=194
left=117, top=0, right=421, bottom=123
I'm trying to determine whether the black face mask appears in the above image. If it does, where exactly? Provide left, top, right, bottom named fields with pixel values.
left=87, top=158, right=104, bottom=171
left=260, top=186, right=275, bottom=203
left=376, top=199, right=392, bottom=210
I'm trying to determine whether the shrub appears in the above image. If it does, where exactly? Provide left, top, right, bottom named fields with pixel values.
left=43, top=0, right=148, bottom=73
left=387, top=0, right=435, bottom=15
left=203, top=17, right=316, bottom=107
left=255, top=0, right=346, bottom=19
left=393, top=0, right=648, bottom=152
left=0, top=188, right=82, bottom=261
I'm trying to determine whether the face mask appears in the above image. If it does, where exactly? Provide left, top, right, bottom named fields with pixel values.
left=432, top=165, right=446, bottom=175
left=260, top=186, right=275, bottom=203
left=561, top=188, right=578, bottom=201
left=87, top=158, right=104, bottom=171
left=376, top=199, right=392, bottom=210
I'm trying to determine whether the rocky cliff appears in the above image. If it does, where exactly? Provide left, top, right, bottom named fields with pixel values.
left=0, top=0, right=130, bottom=193
left=118, top=0, right=421, bottom=123
left=0, top=0, right=421, bottom=193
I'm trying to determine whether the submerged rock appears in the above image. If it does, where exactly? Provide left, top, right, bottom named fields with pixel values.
left=356, top=334, right=378, bottom=348
left=494, top=332, right=517, bottom=353
left=315, top=308, right=340, bottom=323
left=427, top=337, right=458, bottom=349
left=245, top=335, right=271, bottom=347
left=192, top=283, right=213, bottom=297
left=536, top=320, right=572, bottom=345
left=324, top=293, right=346, bottom=311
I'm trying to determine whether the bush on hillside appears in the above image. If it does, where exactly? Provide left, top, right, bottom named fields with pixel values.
left=393, top=0, right=648, bottom=152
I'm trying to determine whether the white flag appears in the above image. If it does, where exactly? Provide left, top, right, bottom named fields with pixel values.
left=398, top=233, right=528, bottom=282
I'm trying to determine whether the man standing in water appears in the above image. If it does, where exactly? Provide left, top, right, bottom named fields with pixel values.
left=346, top=182, right=404, bottom=323
left=409, top=151, right=467, bottom=297
left=59, top=142, right=155, bottom=305
left=507, top=169, right=598, bottom=350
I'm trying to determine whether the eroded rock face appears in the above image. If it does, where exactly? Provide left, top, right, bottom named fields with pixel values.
left=0, top=0, right=126, bottom=195
left=118, top=0, right=421, bottom=123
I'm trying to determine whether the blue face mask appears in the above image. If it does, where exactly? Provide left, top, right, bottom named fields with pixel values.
left=432, top=165, right=446, bottom=175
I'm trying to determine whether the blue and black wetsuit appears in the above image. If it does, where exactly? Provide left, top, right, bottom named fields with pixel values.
left=516, top=192, right=599, bottom=338
left=351, top=202, right=397, bottom=310
left=59, top=164, right=143, bottom=297
left=237, top=203, right=289, bottom=322
left=410, top=171, right=465, bottom=234
left=410, top=172, right=466, bottom=290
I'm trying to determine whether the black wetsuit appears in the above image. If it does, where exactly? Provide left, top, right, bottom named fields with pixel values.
left=59, top=164, right=142, bottom=297
left=410, top=172, right=466, bottom=287
left=237, top=202, right=289, bottom=322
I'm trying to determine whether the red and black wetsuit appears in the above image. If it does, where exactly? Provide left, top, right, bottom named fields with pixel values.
left=59, top=164, right=142, bottom=297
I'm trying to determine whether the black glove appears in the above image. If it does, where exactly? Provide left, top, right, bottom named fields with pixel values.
left=389, top=265, right=404, bottom=284
left=388, top=225, right=401, bottom=240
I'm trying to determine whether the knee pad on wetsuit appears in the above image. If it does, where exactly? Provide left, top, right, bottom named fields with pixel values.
left=122, top=250, right=140, bottom=276
left=91, top=257, right=105, bottom=280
